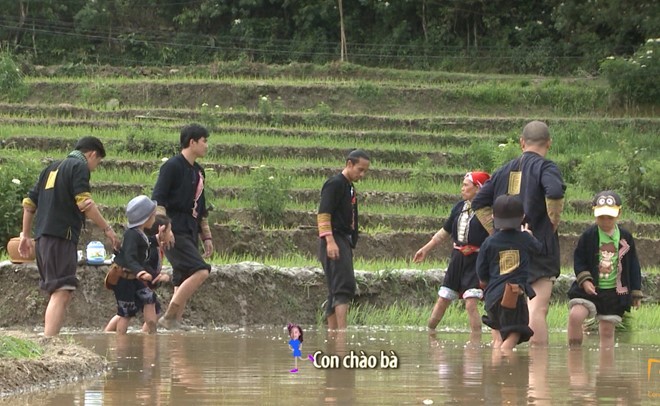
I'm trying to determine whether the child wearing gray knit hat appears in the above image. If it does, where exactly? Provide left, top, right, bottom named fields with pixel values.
left=105, top=195, right=165, bottom=334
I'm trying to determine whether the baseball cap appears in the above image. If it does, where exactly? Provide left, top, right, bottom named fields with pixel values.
left=493, top=194, right=524, bottom=230
left=126, top=195, right=157, bottom=228
left=592, top=191, right=622, bottom=217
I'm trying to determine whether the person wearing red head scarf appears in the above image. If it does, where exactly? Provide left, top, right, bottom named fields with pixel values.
left=414, top=171, right=490, bottom=342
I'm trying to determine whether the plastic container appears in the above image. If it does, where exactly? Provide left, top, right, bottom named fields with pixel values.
left=86, top=241, right=106, bottom=265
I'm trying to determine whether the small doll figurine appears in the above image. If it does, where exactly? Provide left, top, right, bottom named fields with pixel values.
left=287, top=323, right=304, bottom=373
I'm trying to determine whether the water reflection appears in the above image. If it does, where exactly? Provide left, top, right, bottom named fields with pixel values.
left=3, top=329, right=660, bottom=405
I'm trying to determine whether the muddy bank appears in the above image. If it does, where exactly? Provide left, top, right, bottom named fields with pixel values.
left=1, top=262, right=658, bottom=332
left=0, top=331, right=106, bottom=398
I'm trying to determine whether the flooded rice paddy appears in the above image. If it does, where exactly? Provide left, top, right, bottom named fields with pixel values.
left=6, top=327, right=660, bottom=405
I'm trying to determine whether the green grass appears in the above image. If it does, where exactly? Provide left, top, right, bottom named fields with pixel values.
left=20, top=73, right=618, bottom=116
left=0, top=335, right=43, bottom=359
left=339, top=302, right=660, bottom=331
left=203, top=252, right=448, bottom=272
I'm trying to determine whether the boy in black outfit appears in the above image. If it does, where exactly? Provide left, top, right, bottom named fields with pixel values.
left=567, top=191, right=642, bottom=349
left=477, top=195, right=543, bottom=350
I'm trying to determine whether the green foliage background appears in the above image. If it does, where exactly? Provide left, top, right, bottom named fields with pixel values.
left=0, top=157, right=40, bottom=250
left=0, top=0, right=658, bottom=75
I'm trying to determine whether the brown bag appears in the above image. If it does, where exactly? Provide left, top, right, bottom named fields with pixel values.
left=501, top=283, right=522, bottom=309
left=104, top=263, right=123, bottom=290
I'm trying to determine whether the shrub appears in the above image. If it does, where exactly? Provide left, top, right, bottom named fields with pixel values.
left=493, top=139, right=522, bottom=169
left=464, top=141, right=495, bottom=173
left=574, top=146, right=659, bottom=215
left=248, top=166, right=292, bottom=226
left=600, top=38, right=660, bottom=107
left=574, top=150, right=628, bottom=195
left=0, top=158, right=40, bottom=250
left=258, top=95, right=285, bottom=126
left=0, top=53, right=27, bottom=101
left=198, top=102, right=222, bottom=131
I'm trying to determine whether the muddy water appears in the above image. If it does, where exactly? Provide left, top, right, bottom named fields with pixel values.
left=8, top=328, right=660, bottom=405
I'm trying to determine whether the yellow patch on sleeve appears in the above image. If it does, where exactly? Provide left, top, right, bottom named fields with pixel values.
left=75, top=192, right=92, bottom=205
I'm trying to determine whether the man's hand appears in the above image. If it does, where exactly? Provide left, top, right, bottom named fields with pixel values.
left=18, top=234, right=34, bottom=258
left=326, top=240, right=339, bottom=260
left=105, top=227, right=120, bottom=251
left=158, top=224, right=175, bottom=250
left=203, top=239, right=214, bottom=258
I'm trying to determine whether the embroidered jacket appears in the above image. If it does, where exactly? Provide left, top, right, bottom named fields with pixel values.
left=569, top=224, right=643, bottom=310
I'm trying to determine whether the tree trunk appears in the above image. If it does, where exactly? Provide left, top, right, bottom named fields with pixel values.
left=338, top=0, right=348, bottom=62
left=15, top=0, right=29, bottom=47
left=421, top=0, right=428, bottom=42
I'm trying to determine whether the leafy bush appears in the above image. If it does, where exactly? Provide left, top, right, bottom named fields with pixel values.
left=574, top=146, right=659, bottom=215
left=0, top=53, right=27, bottom=101
left=465, top=138, right=520, bottom=174
left=248, top=166, right=291, bottom=226
left=258, top=95, right=285, bottom=126
left=464, top=141, right=496, bottom=173
left=0, top=158, right=40, bottom=250
left=600, top=38, right=660, bottom=106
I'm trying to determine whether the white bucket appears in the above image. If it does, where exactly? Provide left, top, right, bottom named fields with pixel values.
left=86, top=241, right=106, bottom=265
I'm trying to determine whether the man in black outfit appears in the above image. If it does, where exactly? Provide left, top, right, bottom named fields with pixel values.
left=19, top=136, right=119, bottom=336
left=152, top=124, right=213, bottom=330
left=472, top=121, right=566, bottom=347
left=317, top=149, right=370, bottom=331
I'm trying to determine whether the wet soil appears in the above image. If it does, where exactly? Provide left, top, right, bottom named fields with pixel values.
left=0, top=331, right=106, bottom=398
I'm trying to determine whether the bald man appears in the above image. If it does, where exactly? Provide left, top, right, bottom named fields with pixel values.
left=472, top=121, right=566, bottom=347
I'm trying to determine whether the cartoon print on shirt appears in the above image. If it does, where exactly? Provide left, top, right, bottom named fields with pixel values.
left=599, top=242, right=616, bottom=280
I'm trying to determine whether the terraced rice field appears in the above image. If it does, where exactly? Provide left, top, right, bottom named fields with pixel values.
left=1, top=63, right=658, bottom=271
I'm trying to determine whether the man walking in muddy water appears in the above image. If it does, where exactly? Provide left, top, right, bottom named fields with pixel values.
left=152, top=124, right=213, bottom=330
left=18, top=136, right=119, bottom=337
left=318, top=149, right=370, bottom=331
left=471, top=121, right=566, bottom=347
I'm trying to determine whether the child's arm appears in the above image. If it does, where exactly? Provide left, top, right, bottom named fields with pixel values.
left=573, top=231, right=596, bottom=295
left=522, top=226, right=543, bottom=254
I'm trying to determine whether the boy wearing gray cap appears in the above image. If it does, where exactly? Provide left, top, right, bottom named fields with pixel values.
left=476, top=194, right=543, bottom=350
left=108, top=195, right=170, bottom=334
left=567, top=191, right=642, bottom=349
